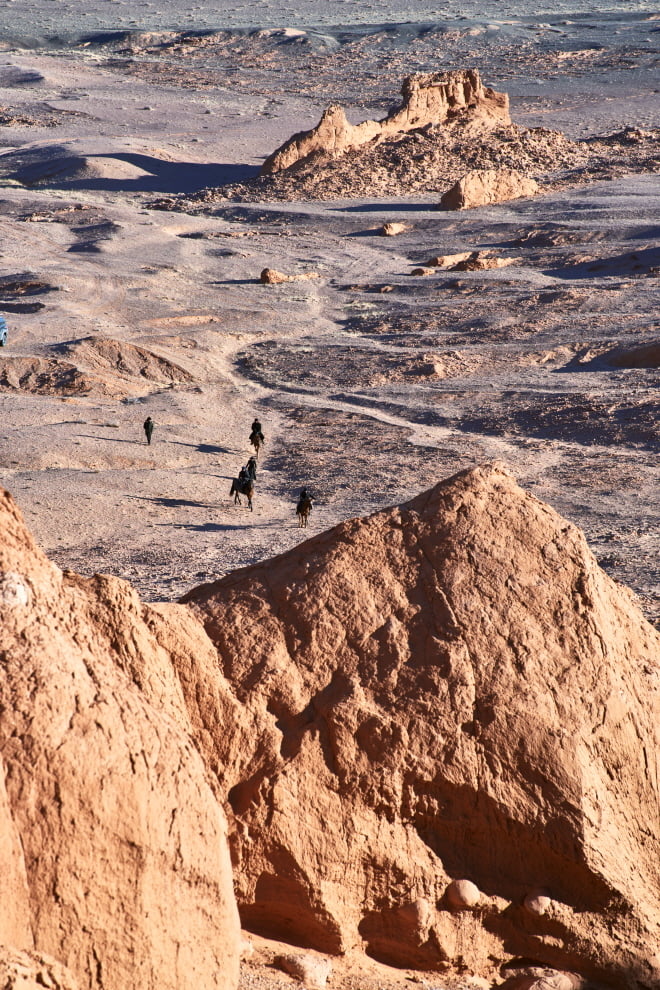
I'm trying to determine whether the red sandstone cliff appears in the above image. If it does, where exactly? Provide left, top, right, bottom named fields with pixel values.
left=1, top=464, right=659, bottom=990
left=181, top=463, right=660, bottom=987
left=0, top=490, right=240, bottom=990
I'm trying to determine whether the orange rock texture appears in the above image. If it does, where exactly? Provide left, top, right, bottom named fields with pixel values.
left=261, top=70, right=510, bottom=175
left=0, top=490, right=240, bottom=990
left=439, top=167, right=539, bottom=209
left=1, top=464, right=659, bottom=990
left=181, top=463, right=660, bottom=987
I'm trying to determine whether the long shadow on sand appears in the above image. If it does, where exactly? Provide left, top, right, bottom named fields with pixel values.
left=167, top=440, right=233, bottom=455
left=159, top=520, right=265, bottom=532
left=336, top=202, right=437, bottom=214
left=62, top=154, right=259, bottom=194
left=76, top=433, right=141, bottom=444
left=127, top=495, right=210, bottom=509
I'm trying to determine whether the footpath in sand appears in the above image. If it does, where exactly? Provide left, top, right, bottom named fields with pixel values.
left=0, top=27, right=657, bottom=624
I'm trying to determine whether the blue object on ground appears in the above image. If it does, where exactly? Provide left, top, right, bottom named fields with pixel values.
left=0, top=317, right=7, bottom=347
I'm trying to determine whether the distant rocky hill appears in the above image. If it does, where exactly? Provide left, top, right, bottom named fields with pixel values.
left=1, top=465, right=659, bottom=989
left=152, top=74, right=657, bottom=208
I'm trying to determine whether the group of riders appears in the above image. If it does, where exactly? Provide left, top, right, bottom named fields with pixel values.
left=232, top=418, right=314, bottom=526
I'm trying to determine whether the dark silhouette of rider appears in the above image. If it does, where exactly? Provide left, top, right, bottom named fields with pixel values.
left=238, top=466, right=249, bottom=484
left=297, top=487, right=313, bottom=511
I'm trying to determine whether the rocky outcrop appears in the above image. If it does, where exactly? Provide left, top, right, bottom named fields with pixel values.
left=440, top=167, right=539, bottom=209
left=3, top=464, right=659, bottom=989
left=0, top=489, right=241, bottom=990
left=180, top=463, right=660, bottom=986
left=0, top=946, right=81, bottom=990
left=261, top=70, right=509, bottom=175
left=426, top=250, right=519, bottom=270
left=380, top=222, right=411, bottom=237
left=260, top=267, right=320, bottom=284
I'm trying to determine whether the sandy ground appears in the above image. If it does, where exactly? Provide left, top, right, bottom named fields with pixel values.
left=0, top=20, right=657, bottom=634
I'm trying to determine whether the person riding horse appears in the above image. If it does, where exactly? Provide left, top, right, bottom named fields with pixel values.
left=249, top=421, right=265, bottom=443
left=249, top=419, right=265, bottom=457
left=230, top=470, right=254, bottom=510
left=296, top=488, right=314, bottom=527
left=245, top=456, right=257, bottom=481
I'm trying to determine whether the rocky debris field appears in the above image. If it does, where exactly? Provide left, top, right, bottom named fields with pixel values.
left=164, top=123, right=658, bottom=205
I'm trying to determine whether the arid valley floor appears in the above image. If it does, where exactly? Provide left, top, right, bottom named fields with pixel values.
left=0, top=17, right=658, bottom=625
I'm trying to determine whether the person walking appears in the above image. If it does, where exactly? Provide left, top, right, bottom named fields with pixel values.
left=143, top=416, right=154, bottom=445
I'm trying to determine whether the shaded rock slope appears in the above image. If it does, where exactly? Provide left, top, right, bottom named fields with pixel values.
left=180, top=463, right=660, bottom=987
left=0, top=489, right=241, bottom=990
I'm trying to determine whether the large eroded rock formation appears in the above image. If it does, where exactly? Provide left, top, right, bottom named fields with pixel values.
left=0, top=490, right=240, bottom=990
left=181, top=464, right=660, bottom=987
left=260, top=70, right=509, bottom=175
left=1, top=465, right=659, bottom=989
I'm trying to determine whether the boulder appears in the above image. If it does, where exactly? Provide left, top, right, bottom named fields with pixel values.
left=440, top=168, right=539, bottom=210
left=180, top=463, right=660, bottom=985
left=275, top=952, right=332, bottom=989
left=0, top=489, right=241, bottom=990
left=0, top=945, right=81, bottom=990
left=261, top=70, right=510, bottom=175
left=524, top=888, right=553, bottom=916
left=260, top=267, right=320, bottom=284
left=381, top=222, right=411, bottom=237
left=499, top=967, right=584, bottom=990
left=446, top=879, right=482, bottom=910
left=451, top=251, right=519, bottom=271
left=260, top=267, right=291, bottom=284
left=426, top=251, right=473, bottom=268
left=427, top=250, right=518, bottom=270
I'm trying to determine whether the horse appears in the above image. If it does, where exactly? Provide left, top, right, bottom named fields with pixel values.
left=245, top=456, right=257, bottom=481
left=230, top=477, right=254, bottom=511
left=296, top=495, right=313, bottom=528
left=249, top=430, right=264, bottom=459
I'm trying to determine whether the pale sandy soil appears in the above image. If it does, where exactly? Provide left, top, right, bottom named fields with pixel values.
left=0, top=20, right=657, bottom=633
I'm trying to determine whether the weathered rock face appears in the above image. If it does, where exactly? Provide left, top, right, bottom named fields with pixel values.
left=440, top=167, right=539, bottom=209
left=260, top=267, right=320, bottom=284
left=261, top=70, right=509, bottom=175
left=0, top=945, right=81, bottom=990
left=180, top=464, right=660, bottom=987
left=0, top=490, right=241, bottom=990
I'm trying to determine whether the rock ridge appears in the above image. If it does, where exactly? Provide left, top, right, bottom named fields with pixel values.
left=1, top=465, right=659, bottom=989
left=260, top=69, right=509, bottom=175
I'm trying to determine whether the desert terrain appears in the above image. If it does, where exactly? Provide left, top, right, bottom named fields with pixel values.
left=0, top=6, right=658, bottom=990
left=0, top=13, right=657, bottom=620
